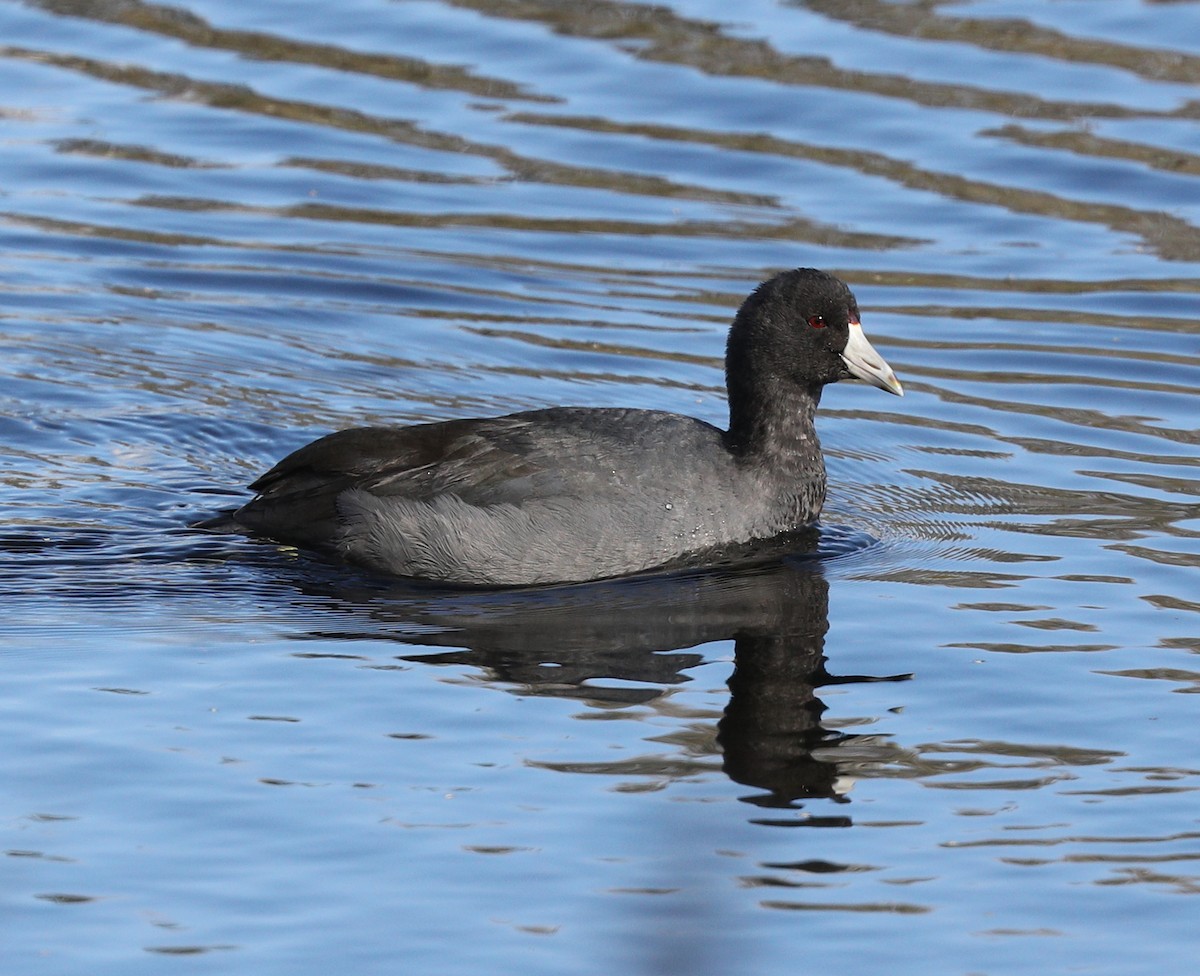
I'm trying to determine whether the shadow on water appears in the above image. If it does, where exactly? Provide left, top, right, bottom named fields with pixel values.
left=1, top=512, right=909, bottom=811
left=264, top=535, right=912, bottom=813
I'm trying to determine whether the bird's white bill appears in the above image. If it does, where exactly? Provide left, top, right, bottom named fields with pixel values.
left=841, top=322, right=903, bottom=396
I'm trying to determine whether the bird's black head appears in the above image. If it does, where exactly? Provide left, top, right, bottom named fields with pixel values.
left=724, top=268, right=901, bottom=451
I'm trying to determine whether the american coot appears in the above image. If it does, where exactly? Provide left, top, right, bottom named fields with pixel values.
left=212, top=268, right=902, bottom=586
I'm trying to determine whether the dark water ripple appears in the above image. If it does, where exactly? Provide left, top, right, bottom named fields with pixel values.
left=2, top=0, right=1200, bottom=973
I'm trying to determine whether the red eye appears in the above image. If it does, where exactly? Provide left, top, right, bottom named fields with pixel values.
left=807, top=314, right=826, bottom=329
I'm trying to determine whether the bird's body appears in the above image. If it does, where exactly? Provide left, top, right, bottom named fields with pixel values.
left=205, top=269, right=902, bottom=586
left=232, top=405, right=825, bottom=585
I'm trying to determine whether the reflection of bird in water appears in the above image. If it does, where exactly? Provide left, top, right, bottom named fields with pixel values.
left=273, top=533, right=909, bottom=812
left=719, top=565, right=907, bottom=810
left=719, top=566, right=844, bottom=807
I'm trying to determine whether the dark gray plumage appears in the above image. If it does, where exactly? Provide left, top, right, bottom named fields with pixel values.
left=208, top=268, right=902, bottom=586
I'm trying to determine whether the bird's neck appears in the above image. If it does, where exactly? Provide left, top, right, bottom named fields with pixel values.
left=726, top=384, right=828, bottom=526
left=726, top=382, right=824, bottom=469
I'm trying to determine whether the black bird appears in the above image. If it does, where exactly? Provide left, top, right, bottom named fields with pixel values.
left=206, top=268, right=902, bottom=586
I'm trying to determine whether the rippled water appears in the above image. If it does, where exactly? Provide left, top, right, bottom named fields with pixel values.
left=3, top=1, right=1199, bottom=973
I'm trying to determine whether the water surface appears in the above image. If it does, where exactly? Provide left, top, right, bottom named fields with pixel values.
left=2, top=1, right=1199, bottom=973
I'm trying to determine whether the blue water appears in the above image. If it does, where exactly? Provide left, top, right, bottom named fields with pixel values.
left=2, top=1, right=1199, bottom=973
